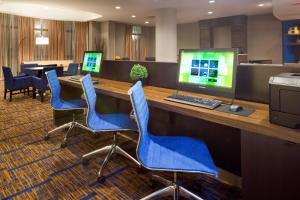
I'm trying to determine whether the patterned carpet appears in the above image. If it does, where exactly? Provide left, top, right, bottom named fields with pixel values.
left=0, top=81, right=241, bottom=200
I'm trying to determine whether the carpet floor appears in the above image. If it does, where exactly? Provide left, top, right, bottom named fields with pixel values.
left=0, top=81, right=241, bottom=200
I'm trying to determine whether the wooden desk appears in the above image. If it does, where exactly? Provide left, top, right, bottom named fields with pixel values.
left=58, top=76, right=300, bottom=200
left=59, top=76, right=300, bottom=143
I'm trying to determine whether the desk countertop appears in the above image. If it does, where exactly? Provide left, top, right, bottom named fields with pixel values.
left=59, top=76, right=300, bottom=144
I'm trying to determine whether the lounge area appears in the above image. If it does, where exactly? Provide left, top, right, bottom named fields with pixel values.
left=1, top=0, right=300, bottom=200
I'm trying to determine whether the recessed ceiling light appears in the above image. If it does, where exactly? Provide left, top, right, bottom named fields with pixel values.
left=258, top=3, right=264, bottom=7
left=145, top=21, right=149, bottom=24
left=208, top=11, right=213, bottom=14
left=115, top=6, right=121, bottom=10
left=131, top=15, right=136, bottom=18
left=209, top=0, right=215, bottom=3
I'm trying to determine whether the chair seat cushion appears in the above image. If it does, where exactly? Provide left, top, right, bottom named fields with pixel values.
left=52, top=99, right=87, bottom=110
left=139, top=134, right=218, bottom=176
left=88, top=113, right=137, bottom=132
left=12, top=76, right=32, bottom=90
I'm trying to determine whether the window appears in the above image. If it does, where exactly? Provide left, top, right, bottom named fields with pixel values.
left=132, top=25, right=142, bottom=60
left=65, top=21, right=74, bottom=60
left=34, top=19, right=48, bottom=60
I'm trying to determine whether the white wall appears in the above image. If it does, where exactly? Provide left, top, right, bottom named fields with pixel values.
left=247, top=14, right=282, bottom=63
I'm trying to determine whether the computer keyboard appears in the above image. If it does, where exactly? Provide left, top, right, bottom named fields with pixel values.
left=69, top=75, right=84, bottom=82
left=69, top=75, right=99, bottom=84
left=165, top=94, right=222, bottom=110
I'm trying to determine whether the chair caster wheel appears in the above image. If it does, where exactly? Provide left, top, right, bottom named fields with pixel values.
left=44, top=135, right=50, bottom=141
left=97, top=176, right=106, bottom=184
left=82, top=159, right=89, bottom=166
left=136, top=166, right=146, bottom=174
left=60, top=143, right=67, bottom=148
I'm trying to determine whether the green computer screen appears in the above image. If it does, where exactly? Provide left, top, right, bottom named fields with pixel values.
left=82, top=51, right=102, bottom=73
left=178, top=50, right=235, bottom=88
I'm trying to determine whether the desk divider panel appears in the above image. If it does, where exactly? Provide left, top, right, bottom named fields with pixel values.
left=95, top=60, right=179, bottom=89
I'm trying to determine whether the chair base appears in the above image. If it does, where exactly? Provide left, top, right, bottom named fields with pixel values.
left=44, top=113, right=89, bottom=147
left=141, top=172, right=204, bottom=200
left=81, top=132, right=141, bottom=182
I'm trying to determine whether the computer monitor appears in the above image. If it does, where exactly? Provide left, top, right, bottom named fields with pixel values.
left=178, top=48, right=238, bottom=98
left=81, top=51, right=103, bottom=75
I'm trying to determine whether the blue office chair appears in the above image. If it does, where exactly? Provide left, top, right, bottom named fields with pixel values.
left=63, top=63, right=78, bottom=76
left=45, top=70, right=88, bottom=148
left=2, top=66, right=32, bottom=101
left=129, top=81, right=218, bottom=200
left=20, top=63, right=38, bottom=76
left=80, top=74, right=140, bottom=183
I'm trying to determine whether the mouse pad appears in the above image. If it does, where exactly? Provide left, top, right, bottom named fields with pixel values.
left=216, top=105, right=256, bottom=117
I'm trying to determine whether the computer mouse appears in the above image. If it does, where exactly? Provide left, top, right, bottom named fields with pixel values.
left=229, top=104, right=243, bottom=112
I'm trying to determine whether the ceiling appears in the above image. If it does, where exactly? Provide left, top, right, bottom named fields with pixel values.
left=0, top=0, right=281, bottom=24
left=273, top=0, right=300, bottom=20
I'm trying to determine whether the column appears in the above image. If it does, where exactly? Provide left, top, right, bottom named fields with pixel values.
left=155, top=8, right=177, bottom=62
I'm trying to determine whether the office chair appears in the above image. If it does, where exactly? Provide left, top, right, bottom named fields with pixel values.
left=80, top=74, right=141, bottom=183
left=129, top=81, right=218, bottom=200
left=63, top=63, right=78, bottom=76
left=44, top=70, right=88, bottom=148
left=2, top=66, right=32, bottom=101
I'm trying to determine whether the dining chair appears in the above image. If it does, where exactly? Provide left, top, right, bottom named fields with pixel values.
left=129, top=81, right=218, bottom=200
left=80, top=74, right=140, bottom=183
left=20, top=63, right=39, bottom=76
left=44, top=70, right=88, bottom=148
left=32, top=66, right=63, bottom=102
left=2, top=66, right=32, bottom=101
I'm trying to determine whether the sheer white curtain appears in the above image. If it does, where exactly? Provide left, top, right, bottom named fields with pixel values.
left=0, top=13, right=18, bottom=79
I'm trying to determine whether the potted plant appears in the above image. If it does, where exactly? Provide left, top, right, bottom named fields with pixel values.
left=130, top=64, right=148, bottom=85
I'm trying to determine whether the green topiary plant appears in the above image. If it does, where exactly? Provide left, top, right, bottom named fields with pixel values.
left=130, top=64, right=148, bottom=82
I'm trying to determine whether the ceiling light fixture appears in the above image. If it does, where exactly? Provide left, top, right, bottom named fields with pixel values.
left=131, top=15, right=136, bottom=18
left=115, top=6, right=121, bottom=10
left=258, top=3, right=264, bottom=7
left=145, top=21, right=149, bottom=24
left=209, top=0, right=215, bottom=3
left=208, top=11, right=213, bottom=14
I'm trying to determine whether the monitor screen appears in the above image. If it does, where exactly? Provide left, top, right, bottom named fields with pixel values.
left=178, top=49, right=237, bottom=98
left=82, top=51, right=103, bottom=73
left=179, top=49, right=235, bottom=88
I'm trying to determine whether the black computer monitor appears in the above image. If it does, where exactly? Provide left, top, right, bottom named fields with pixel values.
left=177, top=48, right=238, bottom=98
left=81, top=51, right=103, bottom=75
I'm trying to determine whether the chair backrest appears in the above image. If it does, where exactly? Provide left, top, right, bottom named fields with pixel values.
left=128, top=81, right=150, bottom=163
left=67, top=63, right=78, bottom=75
left=2, top=66, right=13, bottom=89
left=20, top=63, right=38, bottom=74
left=80, top=74, right=97, bottom=128
left=46, top=70, right=61, bottom=106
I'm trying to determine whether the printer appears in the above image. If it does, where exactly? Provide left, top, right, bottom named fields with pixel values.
left=269, top=73, right=300, bottom=128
